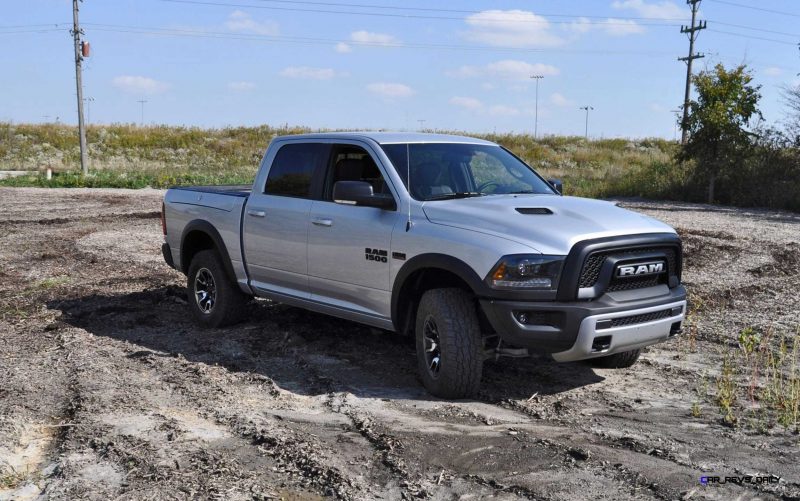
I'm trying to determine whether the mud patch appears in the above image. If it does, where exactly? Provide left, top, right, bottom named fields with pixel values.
left=748, top=243, right=800, bottom=277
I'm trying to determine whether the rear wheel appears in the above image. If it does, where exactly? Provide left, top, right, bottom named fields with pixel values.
left=187, top=249, right=246, bottom=328
left=415, top=288, right=483, bottom=398
left=590, top=349, right=641, bottom=368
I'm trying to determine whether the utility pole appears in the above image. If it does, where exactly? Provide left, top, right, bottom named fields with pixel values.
left=137, top=99, right=148, bottom=126
left=530, top=75, right=544, bottom=139
left=580, top=106, right=593, bottom=139
left=71, top=0, right=88, bottom=175
left=678, top=0, right=706, bottom=145
left=417, top=119, right=426, bottom=131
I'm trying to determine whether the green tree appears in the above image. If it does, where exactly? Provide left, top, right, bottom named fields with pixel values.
left=680, top=64, right=762, bottom=203
left=781, top=83, right=800, bottom=142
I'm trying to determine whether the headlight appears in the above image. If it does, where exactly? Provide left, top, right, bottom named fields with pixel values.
left=486, top=255, right=565, bottom=290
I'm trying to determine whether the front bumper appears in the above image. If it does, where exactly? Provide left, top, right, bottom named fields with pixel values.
left=480, top=284, right=686, bottom=359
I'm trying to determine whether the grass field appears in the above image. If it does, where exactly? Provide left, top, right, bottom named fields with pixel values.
left=0, top=122, right=683, bottom=199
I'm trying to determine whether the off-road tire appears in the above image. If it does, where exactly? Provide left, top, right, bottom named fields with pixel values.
left=187, top=249, right=246, bottom=328
left=590, top=349, right=641, bottom=368
left=415, top=288, right=483, bottom=398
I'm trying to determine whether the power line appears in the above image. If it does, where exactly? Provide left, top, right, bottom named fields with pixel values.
left=243, top=0, right=690, bottom=21
left=159, top=0, right=684, bottom=27
left=81, top=23, right=680, bottom=56
left=0, top=23, right=63, bottom=29
left=712, top=20, right=799, bottom=39
left=0, top=29, right=65, bottom=35
left=159, top=0, right=800, bottom=44
left=707, top=29, right=798, bottom=46
left=706, top=0, right=800, bottom=18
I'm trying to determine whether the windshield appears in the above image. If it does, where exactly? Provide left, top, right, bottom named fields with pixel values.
left=381, top=143, right=557, bottom=201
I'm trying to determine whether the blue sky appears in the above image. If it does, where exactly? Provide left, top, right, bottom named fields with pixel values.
left=2, top=0, right=798, bottom=138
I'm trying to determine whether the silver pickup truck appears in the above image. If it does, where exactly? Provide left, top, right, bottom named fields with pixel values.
left=161, top=132, right=686, bottom=398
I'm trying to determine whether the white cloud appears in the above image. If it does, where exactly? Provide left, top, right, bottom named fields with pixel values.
left=602, top=18, right=646, bottom=36
left=224, top=10, right=279, bottom=36
left=450, top=96, right=484, bottom=110
left=550, top=93, right=575, bottom=107
left=568, top=17, right=645, bottom=36
left=611, top=0, right=685, bottom=20
left=649, top=102, right=667, bottom=113
left=764, top=66, right=783, bottom=77
left=449, top=97, right=524, bottom=117
left=228, top=81, right=256, bottom=91
left=488, top=105, right=521, bottom=116
left=449, top=60, right=559, bottom=80
left=464, top=10, right=563, bottom=48
left=279, top=66, right=339, bottom=80
left=335, top=42, right=352, bottom=53
left=350, top=30, right=398, bottom=46
left=112, top=75, right=170, bottom=95
left=366, top=82, right=415, bottom=98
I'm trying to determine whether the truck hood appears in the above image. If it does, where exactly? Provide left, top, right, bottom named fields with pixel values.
left=421, top=194, right=676, bottom=255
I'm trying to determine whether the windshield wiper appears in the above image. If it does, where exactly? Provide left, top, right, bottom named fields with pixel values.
left=506, top=190, right=538, bottom=194
left=425, top=191, right=485, bottom=201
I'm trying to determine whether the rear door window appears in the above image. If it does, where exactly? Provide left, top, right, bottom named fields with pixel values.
left=265, top=143, right=329, bottom=198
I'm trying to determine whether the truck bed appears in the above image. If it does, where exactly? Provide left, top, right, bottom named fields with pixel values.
left=170, top=185, right=252, bottom=198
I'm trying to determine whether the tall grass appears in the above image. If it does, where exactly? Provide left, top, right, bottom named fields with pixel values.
left=0, top=123, right=681, bottom=194
left=703, top=327, right=800, bottom=433
left=2, top=123, right=795, bottom=210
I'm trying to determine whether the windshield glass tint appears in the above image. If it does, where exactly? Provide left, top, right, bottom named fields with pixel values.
left=381, top=143, right=556, bottom=201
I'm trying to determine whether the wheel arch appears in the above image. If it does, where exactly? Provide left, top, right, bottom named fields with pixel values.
left=391, top=253, right=486, bottom=335
left=180, top=220, right=238, bottom=284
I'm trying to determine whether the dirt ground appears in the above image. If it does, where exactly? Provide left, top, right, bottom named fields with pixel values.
left=1, top=187, right=798, bottom=501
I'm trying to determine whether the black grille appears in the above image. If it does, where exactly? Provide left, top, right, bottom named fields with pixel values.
left=606, top=275, right=661, bottom=292
left=608, top=308, right=673, bottom=328
left=578, top=246, right=678, bottom=289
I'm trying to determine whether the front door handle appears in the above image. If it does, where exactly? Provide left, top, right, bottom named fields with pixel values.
left=312, top=217, right=333, bottom=227
left=247, top=209, right=266, bottom=218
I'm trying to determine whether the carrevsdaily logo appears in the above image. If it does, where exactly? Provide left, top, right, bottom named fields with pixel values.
left=616, top=261, right=665, bottom=278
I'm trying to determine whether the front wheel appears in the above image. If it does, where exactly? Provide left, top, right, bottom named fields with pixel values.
left=415, top=288, right=483, bottom=398
left=187, top=249, right=246, bottom=328
left=589, top=349, right=641, bottom=368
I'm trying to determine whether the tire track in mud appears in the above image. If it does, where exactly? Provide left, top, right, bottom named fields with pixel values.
left=482, top=367, right=797, bottom=501
left=0, top=210, right=161, bottom=227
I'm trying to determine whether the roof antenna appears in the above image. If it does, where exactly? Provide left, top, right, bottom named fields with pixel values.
left=405, top=142, right=413, bottom=232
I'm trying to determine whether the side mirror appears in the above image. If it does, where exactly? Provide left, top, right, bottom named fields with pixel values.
left=548, top=178, right=563, bottom=195
left=333, top=181, right=395, bottom=209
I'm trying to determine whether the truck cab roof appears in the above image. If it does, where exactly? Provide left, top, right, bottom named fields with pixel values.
left=275, top=132, right=497, bottom=146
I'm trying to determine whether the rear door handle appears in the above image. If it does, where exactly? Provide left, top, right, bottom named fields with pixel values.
left=247, top=209, right=266, bottom=218
left=312, top=217, right=333, bottom=227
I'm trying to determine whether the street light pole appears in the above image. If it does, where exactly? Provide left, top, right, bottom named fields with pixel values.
left=84, top=97, right=95, bottom=125
left=670, top=108, right=681, bottom=141
left=580, top=106, right=594, bottom=139
left=530, top=75, right=544, bottom=139
left=137, top=99, right=147, bottom=127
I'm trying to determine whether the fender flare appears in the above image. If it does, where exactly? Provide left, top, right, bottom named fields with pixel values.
left=390, top=253, right=486, bottom=328
left=179, top=219, right=238, bottom=283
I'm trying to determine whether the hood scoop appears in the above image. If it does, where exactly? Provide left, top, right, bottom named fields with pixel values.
left=516, top=207, right=553, bottom=215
